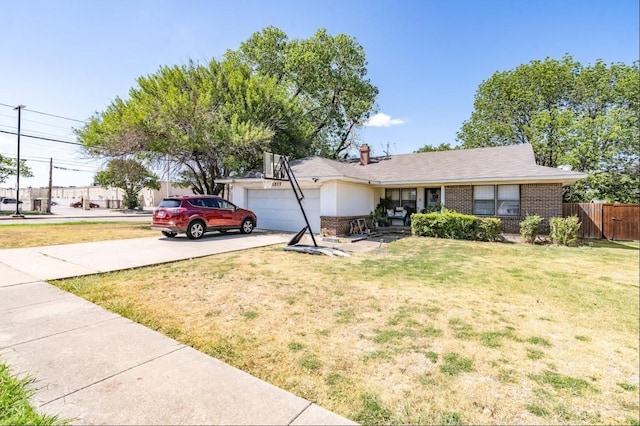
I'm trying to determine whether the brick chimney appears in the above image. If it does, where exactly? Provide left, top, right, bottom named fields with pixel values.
left=360, top=144, right=370, bottom=165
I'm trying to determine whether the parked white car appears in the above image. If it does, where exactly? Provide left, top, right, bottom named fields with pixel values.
left=0, top=197, right=23, bottom=212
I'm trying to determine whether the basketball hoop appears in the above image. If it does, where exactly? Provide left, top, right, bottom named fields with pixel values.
left=262, top=178, right=273, bottom=189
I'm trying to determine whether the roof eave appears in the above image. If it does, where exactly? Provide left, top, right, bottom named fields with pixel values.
left=374, top=174, right=588, bottom=186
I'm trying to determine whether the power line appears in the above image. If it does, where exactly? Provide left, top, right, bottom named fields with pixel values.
left=0, top=124, right=75, bottom=142
left=1, top=154, right=99, bottom=172
left=0, top=113, right=80, bottom=131
left=25, top=108, right=87, bottom=124
left=0, top=113, right=77, bottom=130
left=53, top=165, right=94, bottom=172
left=0, top=129, right=82, bottom=146
left=0, top=151, right=101, bottom=168
left=0, top=102, right=86, bottom=123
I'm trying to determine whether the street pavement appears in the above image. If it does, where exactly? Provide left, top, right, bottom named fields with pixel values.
left=0, top=205, right=153, bottom=224
left=0, top=229, right=358, bottom=425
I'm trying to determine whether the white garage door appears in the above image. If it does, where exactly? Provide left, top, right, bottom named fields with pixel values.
left=248, top=188, right=320, bottom=233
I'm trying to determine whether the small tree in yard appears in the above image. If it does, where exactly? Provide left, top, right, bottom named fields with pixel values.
left=95, top=159, right=160, bottom=209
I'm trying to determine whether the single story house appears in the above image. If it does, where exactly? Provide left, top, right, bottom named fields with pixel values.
left=223, top=144, right=587, bottom=236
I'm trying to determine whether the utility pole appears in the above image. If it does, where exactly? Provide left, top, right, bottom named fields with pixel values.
left=13, top=105, right=25, bottom=218
left=47, top=158, right=53, bottom=213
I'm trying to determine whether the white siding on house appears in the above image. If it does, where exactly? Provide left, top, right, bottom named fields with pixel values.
left=335, top=181, right=374, bottom=216
left=320, top=181, right=338, bottom=215
left=247, top=188, right=321, bottom=232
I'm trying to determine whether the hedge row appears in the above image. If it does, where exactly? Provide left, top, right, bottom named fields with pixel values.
left=411, top=211, right=582, bottom=246
left=411, top=211, right=502, bottom=242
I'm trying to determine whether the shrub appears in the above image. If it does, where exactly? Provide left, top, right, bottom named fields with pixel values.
left=549, top=216, right=581, bottom=246
left=412, top=211, right=502, bottom=241
left=412, top=210, right=478, bottom=240
left=520, top=215, right=542, bottom=244
left=477, top=217, right=502, bottom=241
left=421, top=203, right=443, bottom=214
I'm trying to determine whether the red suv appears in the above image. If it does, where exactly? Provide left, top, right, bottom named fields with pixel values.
left=151, top=195, right=257, bottom=239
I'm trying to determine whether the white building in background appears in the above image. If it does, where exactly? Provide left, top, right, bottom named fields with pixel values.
left=0, top=181, right=193, bottom=211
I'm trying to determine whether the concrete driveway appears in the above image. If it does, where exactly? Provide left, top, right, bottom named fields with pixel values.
left=1, top=231, right=290, bottom=284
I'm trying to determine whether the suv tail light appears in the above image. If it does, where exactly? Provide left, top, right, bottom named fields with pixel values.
left=168, top=207, right=187, bottom=216
left=155, top=207, right=187, bottom=219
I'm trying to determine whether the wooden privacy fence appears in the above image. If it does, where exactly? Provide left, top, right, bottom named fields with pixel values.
left=563, top=203, right=640, bottom=241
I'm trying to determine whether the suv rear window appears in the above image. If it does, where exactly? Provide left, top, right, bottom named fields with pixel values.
left=158, top=199, right=182, bottom=208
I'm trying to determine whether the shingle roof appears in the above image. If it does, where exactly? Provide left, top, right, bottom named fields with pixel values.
left=288, top=144, right=586, bottom=185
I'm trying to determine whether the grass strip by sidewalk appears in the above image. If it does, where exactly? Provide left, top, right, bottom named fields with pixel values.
left=0, top=362, right=62, bottom=425
left=0, top=222, right=157, bottom=249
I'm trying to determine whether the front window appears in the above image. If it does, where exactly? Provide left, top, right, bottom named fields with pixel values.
left=473, top=185, right=495, bottom=215
left=497, top=185, right=520, bottom=216
left=386, top=188, right=417, bottom=213
left=473, top=185, right=520, bottom=216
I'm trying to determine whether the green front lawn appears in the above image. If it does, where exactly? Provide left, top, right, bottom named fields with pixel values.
left=51, top=237, right=640, bottom=425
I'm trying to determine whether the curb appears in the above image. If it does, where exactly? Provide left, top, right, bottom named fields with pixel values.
left=0, top=213, right=153, bottom=221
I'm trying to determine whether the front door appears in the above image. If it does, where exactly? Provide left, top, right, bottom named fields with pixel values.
left=425, top=188, right=441, bottom=212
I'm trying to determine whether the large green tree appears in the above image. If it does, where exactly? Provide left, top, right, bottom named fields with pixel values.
left=457, top=55, right=639, bottom=203
left=0, top=155, right=32, bottom=184
left=79, top=58, right=284, bottom=194
left=94, top=158, right=160, bottom=209
left=227, top=26, right=379, bottom=159
left=77, top=27, right=378, bottom=193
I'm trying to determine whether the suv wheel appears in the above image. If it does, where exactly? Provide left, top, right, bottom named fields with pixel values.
left=187, top=220, right=205, bottom=239
left=240, top=218, right=254, bottom=234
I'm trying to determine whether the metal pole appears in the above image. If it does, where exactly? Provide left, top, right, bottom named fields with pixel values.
left=47, top=158, right=53, bottom=213
left=14, top=105, right=25, bottom=217
left=282, top=157, right=318, bottom=247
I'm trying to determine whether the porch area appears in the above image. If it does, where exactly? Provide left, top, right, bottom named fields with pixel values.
left=319, top=215, right=412, bottom=237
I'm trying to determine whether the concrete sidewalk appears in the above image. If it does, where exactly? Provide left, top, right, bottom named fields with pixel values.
left=0, top=232, right=357, bottom=425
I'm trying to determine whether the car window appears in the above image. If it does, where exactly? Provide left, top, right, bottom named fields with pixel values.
left=158, top=199, right=181, bottom=208
left=203, top=198, right=220, bottom=208
left=218, top=200, right=235, bottom=210
left=188, top=198, right=206, bottom=207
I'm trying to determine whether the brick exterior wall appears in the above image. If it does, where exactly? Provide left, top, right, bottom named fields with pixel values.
left=520, top=183, right=563, bottom=234
left=321, top=215, right=374, bottom=236
left=444, top=185, right=473, bottom=214
left=320, top=183, right=563, bottom=237
left=443, top=183, right=563, bottom=235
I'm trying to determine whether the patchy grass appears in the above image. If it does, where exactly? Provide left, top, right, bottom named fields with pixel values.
left=0, top=221, right=157, bottom=248
left=0, top=362, right=63, bottom=425
left=529, top=369, right=599, bottom=396
left=51, top=237, right=640, bottom=425
left=440, top=353, right=473, bottom=376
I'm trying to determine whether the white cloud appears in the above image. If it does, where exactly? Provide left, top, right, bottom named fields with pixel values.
left=364, top=113, right=406, bottom=127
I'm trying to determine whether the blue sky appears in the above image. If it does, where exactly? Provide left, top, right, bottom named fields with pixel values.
left=0, top=0, right=638, bottom=188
